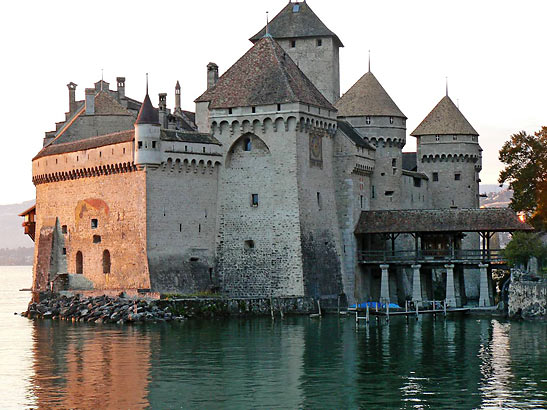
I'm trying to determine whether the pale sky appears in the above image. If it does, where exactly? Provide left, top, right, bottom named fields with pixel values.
left=0, top=0, right=545, bottom=205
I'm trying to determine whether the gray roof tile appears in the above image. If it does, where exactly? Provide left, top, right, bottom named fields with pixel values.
left=411, top=96, right=478, bottom=136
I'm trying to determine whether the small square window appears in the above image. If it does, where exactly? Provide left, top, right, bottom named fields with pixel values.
left=453, top=136, right=458, bottom=140
left=290, top=40, right=296, bottom=48
left=93, top=235, right=101, bottom=244
left=91, top=219, right=98, bottom=229
left=244, top=240, right=255, bottom=250
left=316, top=39, right=322, bottom=47
left=251, top=194, right=259, bottom=207
left=413, top=178, right=421, bottom=188
left=455, top=173, right=461, bottom=181
left=433, top=172, right=439, bottom=182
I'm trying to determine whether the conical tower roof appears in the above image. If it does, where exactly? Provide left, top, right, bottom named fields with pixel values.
left=250, top=1, right=343, bottom=47
left=136, top=93, right=159, bottom=125
left=335, top=71, right=406, bottom=118
left=195, top=36, right=334, bottom=110
left=411, top=96, right=478, bottom=136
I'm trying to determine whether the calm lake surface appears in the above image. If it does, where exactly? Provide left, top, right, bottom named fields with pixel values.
left=1, top=266, right=546, bottom=409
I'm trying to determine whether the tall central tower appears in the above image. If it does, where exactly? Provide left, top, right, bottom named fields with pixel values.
left=250, top=1, right=343, bottom=104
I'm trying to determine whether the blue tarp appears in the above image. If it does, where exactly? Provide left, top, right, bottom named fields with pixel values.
left=349, top=302, right=401, bottom=309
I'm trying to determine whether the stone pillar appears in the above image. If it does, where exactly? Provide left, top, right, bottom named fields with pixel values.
left=412, top=264, right=422, bottom=303
left=445, top=264, right=456, bottom=307
left=479, top=263, right=490, bottom=307
left=380, top=264, right=390, bottom=303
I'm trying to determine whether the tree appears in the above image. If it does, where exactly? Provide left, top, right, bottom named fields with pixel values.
left=502, top=232, right=547, bottom=271
left=498, top=127, right=547, bottom=229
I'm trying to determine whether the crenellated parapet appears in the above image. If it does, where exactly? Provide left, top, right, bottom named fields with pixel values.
left=421, top=152, right=480, bottom=163
left=364, top=136, right=405, bottom=149
left=159, top=157, right=222, bottom=175
left=33, top=162, right=137, bottom=185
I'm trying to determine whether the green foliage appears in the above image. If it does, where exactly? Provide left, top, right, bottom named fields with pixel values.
left=498, top=127, right=547, bottom=229
left=502, top=232, right=547, bottom=268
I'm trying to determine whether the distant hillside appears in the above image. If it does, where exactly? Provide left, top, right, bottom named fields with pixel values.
left=480, top=189, right=513, bottom=208
left=0, top=200, right=34, bottom=249
left=481, top=184, right=509, bottom=194
left=0, top=247, right=33, bottom=265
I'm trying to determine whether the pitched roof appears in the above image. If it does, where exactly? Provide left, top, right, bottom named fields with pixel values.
left=335, top=71, right=406, bottom=118
left=136, top=94, right=159, bottom=125
left=411, top=96, right=478, bottom=136
left=161, top=129, right=221, bottom=146
left=249, top=2, right=343, bottom=47
left=34, top=130, right=134, bottom=159
left=337, top=121, right=375, bottom=150
left=94, top=91, right=132, bottom=116
left=195, top=36, right=334, bottom=110
left=354, top=208, right=533, bottom=234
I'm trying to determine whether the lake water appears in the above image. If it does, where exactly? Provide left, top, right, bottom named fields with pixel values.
left=1, top=266, right=546, bottom=409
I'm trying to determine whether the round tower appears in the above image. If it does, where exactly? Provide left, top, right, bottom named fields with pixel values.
left=134, top=93, right=161, bottom=170
left=336, top=70, right=407, bottom=210
left=411, top=95, right=481, bottom=209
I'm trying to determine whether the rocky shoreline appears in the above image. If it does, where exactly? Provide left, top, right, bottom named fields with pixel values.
left=22, top=294, right=186, bottom=324
left=21, top=293, right=319, bottom=323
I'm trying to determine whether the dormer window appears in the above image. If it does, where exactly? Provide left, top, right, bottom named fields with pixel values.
left=366, top=116, right=371, bottom=125
left=293, top=4, right=300, bottom=12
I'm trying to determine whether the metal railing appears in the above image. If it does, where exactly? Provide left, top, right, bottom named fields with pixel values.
left=357, top=249, right=504, bottom=263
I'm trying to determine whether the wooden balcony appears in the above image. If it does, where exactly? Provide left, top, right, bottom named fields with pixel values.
left=357, top=249, right=505, bottom=264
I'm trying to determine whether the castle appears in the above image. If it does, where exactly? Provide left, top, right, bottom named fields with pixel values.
left=25, top=1, right=530, bottom=307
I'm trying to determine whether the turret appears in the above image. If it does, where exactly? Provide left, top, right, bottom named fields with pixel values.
left=116, top=77, right=126, bottom=100
left=249, top=1, right=342, bottom=104
left=158, top=93, right=167, bottom=128
left=411, top=95, right=481, bottom=209
left=336, top=70, right=406, bottom=209
left=207, top=63, right=218, bottom=89
left=134, top=92, right=161, bottom=169
left=175, top=81, right=181, bottom=111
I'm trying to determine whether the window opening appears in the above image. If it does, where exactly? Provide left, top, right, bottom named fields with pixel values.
left=392, top=158, right=397, bottom=167
left=277, top=104, right=281, bottom=111
left=152, top=141, right=157, bottom=149
left=435, top=135, right=440, bottom=141
left=360, top=195, right=364, bottom=209
left=385, top=190, right=394, bottom=196
left=317, top=192, right=322, bottom=210
left=293, top=4, right=300, bottom=12
left=228, top=108, right=233, bottom=114
left=390, top=117, right=394, bottom=124
left=76, top=251, right=83, bottom=274
left=244, top=138, right=252, bottom=151
left=62, top=248, right=66, bottom=255
left=366, top=116, right=371, bottom=125
left=244, top=240, right=255, bottom=250
left=138, top=141, right=143, bottom=149
left=290, top=40, right=296, bottom=48
left=372, top=186, right=375, bottom=199
left=62, top=225, right=68, bottom=234
left=413, top=178, right=421, bottom=188
left=93, top=235, right=101, bottom=244
left=252, top=106, right=256, bottom=113
left=102, top=250, right=111, bottom=274
left=433, top=172, right=439, bottom=181
left=317, top=38, right=322, bottom=47
left=455, top=173, right=461, bottom=181
left=251, top=194, right=259, bottom=207
left=91, top=219, right=98, bottom=229
left=203, top=147, right=206, bottom=153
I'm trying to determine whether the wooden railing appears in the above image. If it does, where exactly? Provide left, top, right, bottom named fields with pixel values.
left=357, top=249, right=505, bottom=263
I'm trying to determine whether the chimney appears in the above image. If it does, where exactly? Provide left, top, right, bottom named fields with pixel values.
left=175, top=81, right=181, bottom=111
left=116, top=77, right=126, bottom=100
left=67, top=82, right=77, bottom=113
left=158, top=93, right=167, bottom=128
left=85, top=88, right=95, bottom=115
left=207, top=62, right=219, bottom=89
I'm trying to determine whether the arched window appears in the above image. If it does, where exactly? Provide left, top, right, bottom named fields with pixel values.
left=103, top=250, right=111, bottom=274
left=244, top=138, right=252, bottom=151
left=76, top=251, right=83, bottom=274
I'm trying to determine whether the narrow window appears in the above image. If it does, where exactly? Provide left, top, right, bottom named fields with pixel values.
left=366, top=116, right=371, bottom=125
left=99, top=151, right=102, bottom=157
left=372, top=186, right=375, bottom=199
left=413, top=178, right=421, bottom=188
left=392, top=168, right=397, bottom=175
left=244, top=240, right=255, bottom=250
left=62, top=225, right=67, bottom=234
left=102, top=250, right=111, bottom=274
left=203, top=147, right=206, bottom=153
left=435, top=135, right=440, bottom=141
left=455, top=173, right=461, bottom=181
left=317, top=38, right=322, bottom=47
left=453, top=135, right=458, bottom=140
left=62, top=248, right=67, bottom=255
left=290, top=40, right=296, bottom=48
left=123, top=148, right=126, bottom=154
left=317, top=192, right=322, bottom=210
left=277, top=104, right=281, bottom=111
left=433, top=172, right=439, bottom=181
left=252, top=106, right=256, bottom=113
left=392, top=158, right=397, bottom=167
left=360, top=195, right=364, bottom=209
left=198, top=224, right=201, bottom=233
left=251, top=194, right=259, bottom=207
left=138, top=141, right=143, bottom=149
left=185, top=145, right=188, bottom=152
left=228, top=108, right=233, bottom=114
left=91, top=219, right=98, bottom=229
left=390, top=117, right=394, bottom=124
left=76, top=251, right=83, bottom=274
left=93, top=235, right=101, bottom=244
left=244, top=138, right=252, bottom=151
left=56, top=158, right=58, bottom=164
left=179, top=223, right=182, bottom=232
left=152, top=141, right=157, bottom=149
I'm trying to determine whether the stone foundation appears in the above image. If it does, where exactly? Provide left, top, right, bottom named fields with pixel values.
left=508, top=271, right=547, bottom=320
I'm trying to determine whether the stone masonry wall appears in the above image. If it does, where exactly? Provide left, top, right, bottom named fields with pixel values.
left=214, top=115, right=305, bottom=297
left=33, top=143, right=149, bottom=291
left=509, top=276, right=547, bottom=320
left=146, top=163, right=220, bottom=294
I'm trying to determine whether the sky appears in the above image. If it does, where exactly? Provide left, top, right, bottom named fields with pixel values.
left=0, top=0, right=545, bottom=205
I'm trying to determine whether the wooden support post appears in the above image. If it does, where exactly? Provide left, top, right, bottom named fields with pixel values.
left=443, top=299, right=447, bottom=316
left=270, top=297, right=274, bottom=320
left=317, top=300, right=322, bottom=317
left=366, top=304, right=370, bottom=323
left=416, top=303, right=419, bottom=320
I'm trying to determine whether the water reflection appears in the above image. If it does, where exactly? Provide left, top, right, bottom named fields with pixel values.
left=23, top=315, right=547, bottom=409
